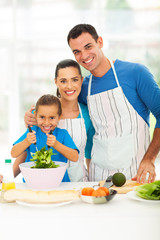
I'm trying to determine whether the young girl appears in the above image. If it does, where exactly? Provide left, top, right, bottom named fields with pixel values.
left=11, top=94, right=79, bottom=182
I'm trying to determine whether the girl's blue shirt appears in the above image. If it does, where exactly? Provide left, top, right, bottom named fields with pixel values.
left=14, top=127, right=79, bottom=182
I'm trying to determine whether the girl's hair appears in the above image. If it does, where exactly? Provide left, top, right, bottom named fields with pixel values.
left=35, top=94, right=62, bottom=116
left=55, top=59, right=82, bottom=98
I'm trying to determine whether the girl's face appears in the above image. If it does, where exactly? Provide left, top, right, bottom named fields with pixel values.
left=55, top=66, right=83, bottom=102
left=36, top=105, right=60, bottom=133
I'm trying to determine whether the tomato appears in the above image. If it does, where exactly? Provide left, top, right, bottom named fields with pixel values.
left=81, top=187, right=94, bottom=196
left=91, top=189, right=106, bottom=197
left=97, top=187, right=109, bottom=196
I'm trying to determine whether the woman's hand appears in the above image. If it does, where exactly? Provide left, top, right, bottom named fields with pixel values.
left=24, top=105, right=37, bottom=127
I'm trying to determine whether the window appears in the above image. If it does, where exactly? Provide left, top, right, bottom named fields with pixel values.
left=0, top=0, right=160, bottom=161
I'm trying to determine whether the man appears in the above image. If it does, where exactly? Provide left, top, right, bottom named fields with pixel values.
left=67, top=23, right=160, bottom=183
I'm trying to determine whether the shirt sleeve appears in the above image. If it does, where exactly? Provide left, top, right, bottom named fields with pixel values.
left=62, top=129, right=80, bottom=154
left=80, top=103, right=95, bottom=159
left=136, top=64, right=160, bottom=128
left=78, top=75, right=90, bottom=105
left=13, top=130, right=28, bottom=146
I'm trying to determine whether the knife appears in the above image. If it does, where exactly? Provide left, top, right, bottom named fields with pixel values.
left=48, top=130, right=53, bottom=150
left=28, top=125, right=38, bottom=152
left=103, top=175, right=113, bottom=188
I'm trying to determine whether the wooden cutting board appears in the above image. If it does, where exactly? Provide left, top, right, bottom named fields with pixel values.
left=99, top=180, right=143, bottom=194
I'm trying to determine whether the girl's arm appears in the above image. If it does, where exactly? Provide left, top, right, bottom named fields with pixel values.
left=11, top=138, right=30, bottom=158
left=47, top=134, right=78, bottom=162
left=11, top=131, right=36, bottom=158
left=54, top=141, right=78, bottom=162
left=13, top=152, right=27, bottom=177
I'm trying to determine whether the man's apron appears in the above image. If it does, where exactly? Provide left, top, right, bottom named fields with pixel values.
left=87, top=59, right=150, bottom=181
left=58, top=104, right=88, bottom=181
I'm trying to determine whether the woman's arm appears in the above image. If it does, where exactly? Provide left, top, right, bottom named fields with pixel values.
left=13, top=152, right=27, bottom=177
left=24, top=105, right=37, bottom=127
left=86, top=158, right=91, bottom=174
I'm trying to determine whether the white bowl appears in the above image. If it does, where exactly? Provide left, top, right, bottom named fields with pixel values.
left=80, top=189, right=117, bottom=204
left=19, top=161, right=67, bottom=190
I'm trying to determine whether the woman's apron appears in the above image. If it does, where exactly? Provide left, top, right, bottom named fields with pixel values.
left=87, top=59, right=150, bottom=181
left=58, top=104, right=88, bottom=182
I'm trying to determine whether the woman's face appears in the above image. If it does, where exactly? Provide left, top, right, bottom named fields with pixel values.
left=55, top=66, right=83, bottom=102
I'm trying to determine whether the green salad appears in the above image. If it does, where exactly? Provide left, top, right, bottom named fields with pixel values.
left=135, top=180, right=160, bottom=200
left=30, top=146, right=59, bottom=169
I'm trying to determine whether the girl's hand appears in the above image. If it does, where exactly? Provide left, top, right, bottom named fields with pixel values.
left=46, top=134, right=56, bottom=148
left=27, top=131, right=37, bottom=144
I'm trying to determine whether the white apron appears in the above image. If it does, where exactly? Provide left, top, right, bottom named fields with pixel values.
left=87, top=59, right=150, bottom=181
left=58, top=104, right=88, bottom=182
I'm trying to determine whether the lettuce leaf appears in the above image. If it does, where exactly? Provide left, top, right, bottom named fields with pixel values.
left=30, top=146, right=59, bottom=168
left=135, top=181, right=160, bottom=200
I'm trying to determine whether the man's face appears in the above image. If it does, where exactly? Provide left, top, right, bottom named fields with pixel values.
left=69, top=32, right=104, bottom=74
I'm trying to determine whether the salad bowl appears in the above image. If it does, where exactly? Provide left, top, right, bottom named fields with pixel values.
left=19, top=161, right=67, bottom=190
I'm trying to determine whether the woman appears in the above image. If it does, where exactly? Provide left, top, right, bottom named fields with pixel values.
left=13, top=59, right=95, bottom=182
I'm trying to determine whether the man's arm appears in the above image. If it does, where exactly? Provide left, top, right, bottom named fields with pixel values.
left=132, top=128, right=160, bottom=183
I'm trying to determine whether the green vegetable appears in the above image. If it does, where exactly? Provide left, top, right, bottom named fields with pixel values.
left=135, top=181, right=160, bottom=200
left=30, top=146, right=59, bottom=169
left=112, top=172, right=126, bottom=187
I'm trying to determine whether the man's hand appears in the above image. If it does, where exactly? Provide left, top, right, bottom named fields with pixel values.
left=133, top=128, right=160, bottom=184
left=132, top=159, right=156, bottom=184
left=24, top=105, right=37, bottom=127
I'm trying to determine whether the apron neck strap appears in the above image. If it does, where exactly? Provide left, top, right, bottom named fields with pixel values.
left=78, top=103, right=83, bottom=118
left=87, top=59, right=120, bottom=96
left=108, top=59, right=120, bottom=87
left=88, top=74, right=92, bottom=97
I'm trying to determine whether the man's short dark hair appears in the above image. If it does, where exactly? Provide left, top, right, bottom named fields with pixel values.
left=67, top=24, right=99, bottom=45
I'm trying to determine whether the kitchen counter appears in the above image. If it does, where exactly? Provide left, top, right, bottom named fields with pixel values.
left=0, top=182, right=160, bottom=240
